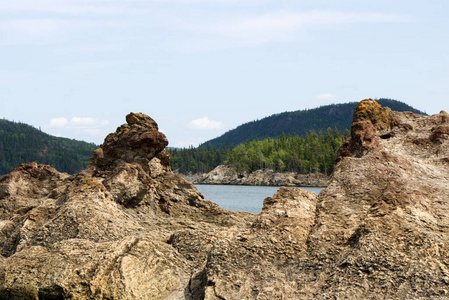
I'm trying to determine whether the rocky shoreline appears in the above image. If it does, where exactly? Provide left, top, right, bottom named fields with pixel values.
left=190, top=165, right=328, bottom=187
left=1, top=100, right=449, bottom=299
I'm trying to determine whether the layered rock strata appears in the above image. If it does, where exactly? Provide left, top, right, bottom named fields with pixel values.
left=1, top=99, right=449, bottom=299
left=193, top=165, right=328, bottom=187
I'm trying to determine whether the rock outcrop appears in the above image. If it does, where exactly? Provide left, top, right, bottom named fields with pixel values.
left=0, top=113, right=254, bottom=299
left=1, top=99, right=449, bottom=299
left=194, top=165, right=328, bottom=187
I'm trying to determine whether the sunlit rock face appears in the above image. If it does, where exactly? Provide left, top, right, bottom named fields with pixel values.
left=0, top=113, right=254, bottom=299
left=1, top=101, right=449, bottom=299
left=307, top=99, right=449, bottom=298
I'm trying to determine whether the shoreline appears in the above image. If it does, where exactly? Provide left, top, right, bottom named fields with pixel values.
left=178, top=165, right=329, bottom=187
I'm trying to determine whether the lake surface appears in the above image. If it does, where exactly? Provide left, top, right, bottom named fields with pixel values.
left=195, top=184, right=324, bottom=214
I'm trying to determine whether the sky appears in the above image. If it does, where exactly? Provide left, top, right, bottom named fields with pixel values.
left=1, top=0, right=448, bottom=147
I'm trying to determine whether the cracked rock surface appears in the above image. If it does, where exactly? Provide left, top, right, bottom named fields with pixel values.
left=1, top=101, right=449, bottom=299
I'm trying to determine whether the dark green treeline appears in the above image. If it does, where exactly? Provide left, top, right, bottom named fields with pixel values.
left=170, top=127, right=349, bottom=175
left=169, top=144, right=228, bottom=174
left=0, top=119, right=98, bottom=175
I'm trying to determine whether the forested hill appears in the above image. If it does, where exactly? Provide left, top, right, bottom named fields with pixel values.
left=202, top=98, right=425, bottom=149
left=0, top=119, right=98, bottom=175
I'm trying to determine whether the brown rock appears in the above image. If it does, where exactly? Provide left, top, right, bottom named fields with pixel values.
left=88, top=112, right=168, bottom=174
left=2, top=101, right=449, bottom=299
left=430, top=125, right=449, bottom=143
left=305, top=99, right=449, bottom=298
left=352, top=98, right=396, bottom=130
left=0, top=113, right=254, bottom=299
left=192, top=99, right=449, bottom=299
left=337, top=98, right=396, bottom=161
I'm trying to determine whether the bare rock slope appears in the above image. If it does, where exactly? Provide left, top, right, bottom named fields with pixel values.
left=1, top=100, right=449, bottom=299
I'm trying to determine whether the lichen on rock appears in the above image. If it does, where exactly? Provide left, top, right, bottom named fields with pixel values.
left=352, top=98, right=396, bottom=130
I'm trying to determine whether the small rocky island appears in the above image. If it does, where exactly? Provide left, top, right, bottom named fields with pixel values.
left=1, top=99, right=449, bottom=299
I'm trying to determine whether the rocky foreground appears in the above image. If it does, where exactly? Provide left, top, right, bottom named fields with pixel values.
left=1, top=100, right=449, bottom=299
left=193, top=165, right=328, bottom=187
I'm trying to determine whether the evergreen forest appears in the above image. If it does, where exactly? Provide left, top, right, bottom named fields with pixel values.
left=202, top=98, right=425, bottom=149
left=170, top=128, right=350, bottom=175
left=171, top=98, right=424, bottom=175
left=169, top=144, right=228, bottom=174
left=0, top=119, right=98, bottom=175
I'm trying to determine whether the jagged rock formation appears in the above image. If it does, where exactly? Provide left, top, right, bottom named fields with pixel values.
left=0, top=113, right=254, bottom=299
left=194, top=165, right=328, bottom=187
left=1, top=100, right=449, bottom=299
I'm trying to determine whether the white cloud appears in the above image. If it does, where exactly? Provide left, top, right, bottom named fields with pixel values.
left=315, top=93, right=337, bottom=101
left=49, top=117, right=69, bottom=127
left=187, top=117, right=223, bottom=130
left=165, top=10, right=413, bottom=52
left=201, top=11, right=411, bottom=44
left=48, top=117, right=109, bottom=128
left=0, top=1, right=413, bottom=48
left=70, top=117, right=98, bottom=126
left=45, top=116, right=111, bottom=143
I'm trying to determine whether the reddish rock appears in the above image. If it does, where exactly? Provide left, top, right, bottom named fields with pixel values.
left=88, top=113, right=168, bottom=174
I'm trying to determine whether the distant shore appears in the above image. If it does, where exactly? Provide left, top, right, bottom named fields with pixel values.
left=178, top=165, right=328, bottom=187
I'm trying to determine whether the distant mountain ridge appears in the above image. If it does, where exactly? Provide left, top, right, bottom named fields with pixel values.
left=0, top=119, right=98, bottom=175
left=202, top=98, right=425, bottom=149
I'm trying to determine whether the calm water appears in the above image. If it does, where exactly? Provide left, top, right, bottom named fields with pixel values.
left=195, top=184, right=324, bottom=214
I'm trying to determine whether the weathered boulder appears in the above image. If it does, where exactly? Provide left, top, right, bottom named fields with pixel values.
left=88, top=112, right=168, bottom=174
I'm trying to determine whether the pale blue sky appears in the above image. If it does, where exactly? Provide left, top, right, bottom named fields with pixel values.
left=1, top=0, right=448, bottom=147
